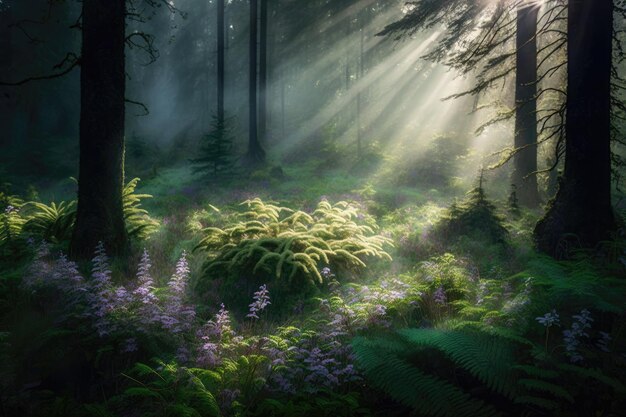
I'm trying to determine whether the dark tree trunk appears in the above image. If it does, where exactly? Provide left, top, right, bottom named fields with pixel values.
left=534, top=0, right=615, bottom=257
left=259, top=0, right=268, bottom=144
left=70, top=0, right=128, bottom=259
left=217, top=0, right=225, bottom=123
left=246, top=0, right=265, bottom=166
left=0, top=6, right=12, bottom=149
left=512, top=4, right=540, bottom=208
left=356, top=18, right=365, bottom=160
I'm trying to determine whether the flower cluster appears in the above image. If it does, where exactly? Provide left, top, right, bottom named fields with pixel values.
left=563, top=309, right=593, bottom=363
left=247, top=284, right=271, bottom=319
left=196, top=304, right=239, bottom=367
left=23, top=244, right=198, bottom=351
left=536, top=310, right=560, bottom=328
left=433, top=286, right=447, bottom=305
left=161, top=252, right=196, bottom=333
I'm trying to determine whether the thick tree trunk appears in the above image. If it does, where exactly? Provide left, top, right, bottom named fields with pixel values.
left=259, top=0, right=268, bottom=145
left=246, top=0, right=265, bottom=166
left=0, top=6, right=12, bottom=149
left=217, top=0, right=225, bottom=123
left=512, top=4, right=540, bottom=208
left=70, top=0, right=128, bottom=259
left=534, top=0, right=615, bottom=257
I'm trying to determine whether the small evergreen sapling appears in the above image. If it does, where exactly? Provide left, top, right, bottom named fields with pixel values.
left=191, top=115, right=238, bottom=179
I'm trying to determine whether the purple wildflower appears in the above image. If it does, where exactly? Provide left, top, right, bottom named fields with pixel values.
left=536, top=310, right=560, bottom=327
left=247, top=284, right=271, bottom=319
left=433, top=286, right=447, bottom=305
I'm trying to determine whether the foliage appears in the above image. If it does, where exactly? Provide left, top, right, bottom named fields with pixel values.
left=23, top=200, right=77, bottom=243
left=396, top=135, right=469, bottom=188
left=353, top=331, right=502, bottom=417
left=0, top=204, right=27, bottom=251
left=123, top=177, right=160, bottom=240
left=354, top=322, right=626, bottom=417
left=191, top=116, right=238, bottom=180
left=194, top=198, right=392, bottom=304
left=117, top=361, right=221, bottom=417
left=0, top=178, right=157, bottom=249
left=433, top=175, right=509, bottom=244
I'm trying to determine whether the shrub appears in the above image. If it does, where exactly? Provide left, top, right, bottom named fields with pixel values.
left=433, top=175, right=508, bottom=245
left=194, top=198, right=392, bottom=310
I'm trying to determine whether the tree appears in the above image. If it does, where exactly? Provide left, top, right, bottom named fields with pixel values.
left=534, top=0, right=616, bottom=256
left=217, top=0, right=225, bottom=124
left=512, top=3, right=540, bottom=207
left=379, top=1, right=545, bottom=206
left=70, top=0, right=128, bottom=258
left=246, top=0, right=266, bottom=166
left=191, top=116, right=237, bottom=179
left=259, top=0, right=268, bottom=145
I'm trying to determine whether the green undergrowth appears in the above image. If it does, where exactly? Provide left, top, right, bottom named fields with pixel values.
left=192, top=198, right=393, bottom=315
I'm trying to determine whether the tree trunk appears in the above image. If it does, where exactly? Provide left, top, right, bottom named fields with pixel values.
left=246, top=0, right=265, bottom=166
left=0, top=5, right=12, bottom=149
left=534, top=0, right=615, bottom=257
left=259, top=0, right=268, bottom=145
left=70, top=0, right=128, bottom=259
left=217, top=0, right=225, bottom=123
left=356, top=18, right=364, bottom=160
left=512, top=4, right=540, bottom=208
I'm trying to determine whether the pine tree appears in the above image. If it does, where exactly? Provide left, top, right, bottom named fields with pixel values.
left=191, top=116, right=237, bottom=179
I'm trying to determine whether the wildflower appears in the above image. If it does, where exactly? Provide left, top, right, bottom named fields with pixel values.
left=161, top=252, right=196, bottom=333
left=433, top=286, right=447, bottom=305
left=247, top=284, right=271, bottom=319
left=596, top=331, right=611, bottom=353
left=563, top=309, right=593, bottom=363
left=536, top=310, right=560, bottom=327
left=320, top=267, right=334, bottom=280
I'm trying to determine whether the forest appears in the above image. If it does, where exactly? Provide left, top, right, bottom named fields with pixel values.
left=0, top=0, right=625, bottom=415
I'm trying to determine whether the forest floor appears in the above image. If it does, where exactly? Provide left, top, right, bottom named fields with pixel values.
left=1, top=160, right=625, bottom=417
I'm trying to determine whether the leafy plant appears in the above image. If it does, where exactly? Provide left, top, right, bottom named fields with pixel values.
left=194, top=198, right=392, bottom=289
left=23, top=200, right=77, bottom=243
left=352, top=331, right=503, bottom=417
left=123, top=177, right=159, bottom=239
left=118, top=361, right=221, bottom=417
left=0, top=204, right=26, bottom=249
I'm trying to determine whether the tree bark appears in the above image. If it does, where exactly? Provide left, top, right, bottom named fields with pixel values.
left=259, top=0, right=268, bottom=145
left=0, top=5, right=12, bottom=149
left=246, top=0, right=265, bottom=166
left=70, top=0, right=128, bottom=259
left=512, top=4, right=540, bottom=208
left=217, top=0, right=225, bottom=123
left=534, top=0, right=615, bottom=257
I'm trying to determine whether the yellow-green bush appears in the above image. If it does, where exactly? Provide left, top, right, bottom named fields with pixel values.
left=194, top=198, right=393, bottom=303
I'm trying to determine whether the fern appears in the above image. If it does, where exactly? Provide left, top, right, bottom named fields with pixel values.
left=23, top=200, right=76, bottom=243
left=397, top=328, right=518, bottom=398
left=352, top=335, right=501, bottom=417
left=0, top=204, right=26, bottom=250
left=195, top=198, right=392, bottom=290
left=120, top=360, right=221, bottom=417
left=123, top=178, right=159, bottom=239
left=518, top=255, right=626, bottom=315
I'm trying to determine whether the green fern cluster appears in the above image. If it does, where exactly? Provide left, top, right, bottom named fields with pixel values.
left=118, top=361, right=221, bottom=417
left=354, top=325, right=626, bottom=417
left=353, top=330, right=505, bottom=417
left=22, top=201, right=77, bottom=243
left=194, top=198, right=392, bottom=286
left=123, top=177, right=159, bottom=239
left=1, top=178, right=158, bottom=248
